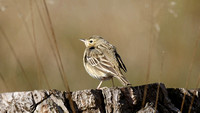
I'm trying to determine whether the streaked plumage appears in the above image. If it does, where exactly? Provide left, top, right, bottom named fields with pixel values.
left=80, top=35, right=131, bottom=88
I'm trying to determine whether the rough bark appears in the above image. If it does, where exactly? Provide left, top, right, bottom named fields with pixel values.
left=0, top=83, right=199, bottom=113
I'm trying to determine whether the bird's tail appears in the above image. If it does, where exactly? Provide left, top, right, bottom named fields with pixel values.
left=116, top=74, right=131, bottom=86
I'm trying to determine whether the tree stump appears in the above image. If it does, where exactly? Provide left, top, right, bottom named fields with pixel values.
left=0, top=83, right=199, bottom=113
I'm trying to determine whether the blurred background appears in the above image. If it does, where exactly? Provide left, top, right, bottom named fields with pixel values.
left=0, top=0, right=200, bottom=92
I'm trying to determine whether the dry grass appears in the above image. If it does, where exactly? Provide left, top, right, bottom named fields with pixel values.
left=42, top=0, right=75, bottom=112
left=180, top=34, right=200, bottom=112
left=142, top=0, right=153, bottom=108
left=30, top=0, right=50, bottom=89
left=154, top=51, right=165, bottom=112
left=0, top=72, right=8, bottom=91
left=0, top=27, right=33, bottom=89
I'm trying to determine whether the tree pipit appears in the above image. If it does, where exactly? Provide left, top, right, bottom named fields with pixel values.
left=80, top=35, right=131, bottom=89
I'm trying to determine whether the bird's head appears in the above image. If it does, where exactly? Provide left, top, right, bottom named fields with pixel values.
left=80, top=35, right=104, bottom=48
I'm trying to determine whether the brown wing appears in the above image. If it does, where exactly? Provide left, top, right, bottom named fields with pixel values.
left=86, top=48, right=118, bottom=76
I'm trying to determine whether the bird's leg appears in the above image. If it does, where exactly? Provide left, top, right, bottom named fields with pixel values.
left=97, top=81, right=103, bottom=89
left=111, top=78, right=115, bottom=87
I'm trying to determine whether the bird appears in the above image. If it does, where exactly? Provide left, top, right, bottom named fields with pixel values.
left=80, top=35, right=131, bottom=89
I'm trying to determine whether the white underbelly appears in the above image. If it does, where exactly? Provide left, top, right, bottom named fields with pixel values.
left=85, top=64, right=112, bottom=80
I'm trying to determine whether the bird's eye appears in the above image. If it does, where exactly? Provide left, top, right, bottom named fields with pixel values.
left=89, top=40, right=93, bottom=43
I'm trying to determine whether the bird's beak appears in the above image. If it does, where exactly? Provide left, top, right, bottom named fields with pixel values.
left=79, top=39, right=85, bottom=42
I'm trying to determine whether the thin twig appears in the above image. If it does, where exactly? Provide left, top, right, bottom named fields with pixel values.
left=179, top=1, right=195, bottom=112
left=181, top=36, right=200, bottom=112
left=154, top=51, right=165, bottom=112
left=0, top=28, right=33, bottom=89
left=188, top=73, right=200, bottom=113
left=42, top=0, right=69, bottom=93
left=188, top=91, right=196, bottom=113
left=42, top=0, right=75, bottom=112
left=154, top=83, right=160, bottom=111
left=12, top=0, right=51, bottom=89
left=30, top=0, right=50, bottom=89
left=34, top=0, right=63, bottom=86
left=30, top=0, right=40, bottom=87
left=142, top=0, right=154, bottom=108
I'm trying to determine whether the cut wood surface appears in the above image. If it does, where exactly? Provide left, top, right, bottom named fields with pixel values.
left=0, top=83, right=199, bottom=113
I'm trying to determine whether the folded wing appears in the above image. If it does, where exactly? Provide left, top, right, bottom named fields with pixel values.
left=87, top=49, right=117, bottom=76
